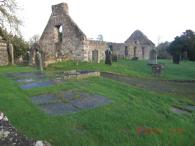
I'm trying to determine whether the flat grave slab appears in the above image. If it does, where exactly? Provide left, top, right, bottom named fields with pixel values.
left=60, top=91, right=89, bottom=101
left=71, top=95, right=111, bottom=109
left=184, top=105, right=195, bottom=111
left=16, top=78, right=36, bottom=83
left=41, top=103, right=79, bottom=115
left=6, top=72, right=47, bottom=82
left=6, top=72, right=45, bottom=79
left=171, top=107, right=190, bottom=115
left=5, top=72, right=62, bottom=89
left=20, top=80, right=55, bottom=89
left=31, top=91, right=111, bottom=115
left=31, top=94, right=58, bottom=105
left=6, top=70, right=101, bottom=90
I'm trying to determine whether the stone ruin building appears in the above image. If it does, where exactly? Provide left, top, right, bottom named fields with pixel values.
left=0, top=3, right=155, bottom=67
left=108, top=30, right=155, bottom=60
left=36, top=3, right=155, bottom=66
left=38, top=3, right=105, bottom=66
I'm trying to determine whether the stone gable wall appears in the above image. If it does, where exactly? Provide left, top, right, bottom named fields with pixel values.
left=39, top=3, right=86, bottom=66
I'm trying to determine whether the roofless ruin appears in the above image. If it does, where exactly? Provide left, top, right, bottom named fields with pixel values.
left=36, top=3, right=155, bottom=66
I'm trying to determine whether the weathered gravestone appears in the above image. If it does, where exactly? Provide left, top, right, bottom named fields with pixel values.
left=105, top=48, right=112, bottom=65
left=0, top=36, right=9, bottom=66
left=112, top=53, right=118, bottom=62
left=8, top=43, right=14, bottom=65
left=29, top=43, right=42, bottom=66
left=151, top=64, right=163, bottom=76
left=26, top=50, right=30, bottom=65
left=148, top=49, right=157, bottom=65
left=36, top=51, right=43, bottom=72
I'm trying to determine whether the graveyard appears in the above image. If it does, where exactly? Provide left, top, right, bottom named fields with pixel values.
left=0, top=59, right=195, bottom=146
left=1, top=1, right=195, bottom=146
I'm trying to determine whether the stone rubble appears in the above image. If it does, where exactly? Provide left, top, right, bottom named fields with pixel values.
left=0, top=112, right=51, bottom=146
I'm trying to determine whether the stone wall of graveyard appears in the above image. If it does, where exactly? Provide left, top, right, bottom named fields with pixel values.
left=0, top=40, right=9, bottom=66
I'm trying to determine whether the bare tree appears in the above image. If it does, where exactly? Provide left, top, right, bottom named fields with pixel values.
left=29, top=34, right=40, bottom=47
left=0, top=0, right=21, bottom=33
left=97, top=34, right=103, bottom=41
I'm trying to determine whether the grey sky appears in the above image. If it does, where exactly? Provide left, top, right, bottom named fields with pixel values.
left=17, top=0, right=195, bottom=45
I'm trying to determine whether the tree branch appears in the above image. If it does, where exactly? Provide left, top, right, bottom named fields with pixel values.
left=0, top=0, right=21, bottom=34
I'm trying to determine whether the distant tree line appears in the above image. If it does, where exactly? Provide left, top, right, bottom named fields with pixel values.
left=156, top=29, right=195, bottom=64
left=0, top=27, right=28, bottom=60
left=0, top=0, right=29, bottom=62
left=168, top=30, right=195, bottom=63
left=156, top=41, right=171, bottom=59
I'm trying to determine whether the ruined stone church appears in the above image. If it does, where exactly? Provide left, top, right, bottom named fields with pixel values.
left=39, top=3, right=155, bottom=66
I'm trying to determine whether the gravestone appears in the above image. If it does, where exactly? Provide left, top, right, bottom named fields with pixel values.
left=8, top=43, right=14, bottom=65
left=36, top=51, right=43, bottom=72
left=30, top=43, right=43, bottom=66
left=151, top=64, right=163, bottom=76
left=26, top=50, right=30, bottom=65
left=105, top=48, right=112, bottom=65
left=112, top=53, right=118, bottom=62
left=148, top=49, right=157, bottom=65
left=0, top=36, right=9, bottom=66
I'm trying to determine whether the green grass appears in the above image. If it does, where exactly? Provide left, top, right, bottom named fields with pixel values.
left=0, top=64, right=36, bottom=73
left=0, top=63, right=195, bottom=146
left=158, top=60, right=195, bottom=80
left=47, top=59, right=195, bottom=80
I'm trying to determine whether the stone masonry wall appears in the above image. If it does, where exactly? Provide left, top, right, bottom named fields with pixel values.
left=0, top=40, right=8, bottom=66
left=107, top=42, right=126, bottom=57
left=107, top=42, right=153, bottom=60
left=83, top=40, right=107, bottom=63
left=39, top=3, right=86, bottom=66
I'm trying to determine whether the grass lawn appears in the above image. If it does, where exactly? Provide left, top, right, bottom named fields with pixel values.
left=0, top=60, right=195, bottom=146
left=47, top=59, right=195, bottom=80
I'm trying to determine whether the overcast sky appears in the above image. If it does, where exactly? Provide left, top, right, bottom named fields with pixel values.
left=17, top=0, right=195, bottom=45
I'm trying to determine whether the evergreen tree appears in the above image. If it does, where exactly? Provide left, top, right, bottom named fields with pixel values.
left=169, top=30, right=195, bottom=63
left=0, top=27, right=28, bottom=60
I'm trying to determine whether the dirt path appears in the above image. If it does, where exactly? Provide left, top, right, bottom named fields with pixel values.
left=101, top=72, right=195, bottom=101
